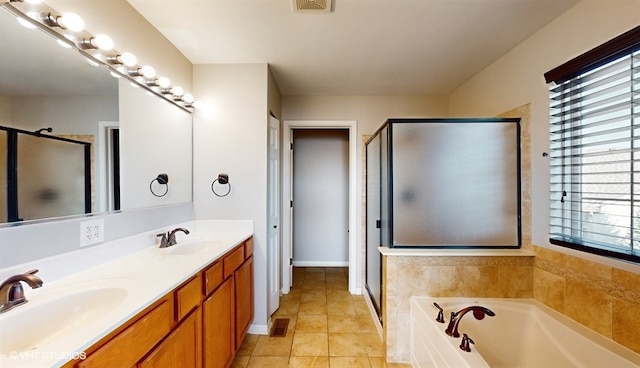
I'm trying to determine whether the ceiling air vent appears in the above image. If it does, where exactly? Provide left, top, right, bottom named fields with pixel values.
left=292, top=0, right=332, bottom=13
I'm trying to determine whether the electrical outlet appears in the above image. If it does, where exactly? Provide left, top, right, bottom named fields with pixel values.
left=80, top=219, right=104, bottom=247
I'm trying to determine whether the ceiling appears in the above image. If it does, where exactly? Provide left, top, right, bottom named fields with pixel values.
left=127, top=0, right=580, bottom=96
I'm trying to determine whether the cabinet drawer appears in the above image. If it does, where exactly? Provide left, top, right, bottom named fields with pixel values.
left=203, top=261, right=223, bottom=296
left=223, top=245, right=244, bottom=279
left=77, top=297, right=173, bottom=368
left=244, top=238, right=253, bottom=258
left=175, top=275, right=201, bottom=321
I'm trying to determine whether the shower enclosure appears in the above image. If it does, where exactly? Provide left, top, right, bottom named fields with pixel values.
left=365, top=118, right=522, bottom=320
left=1, top=126, right=91, bottom=222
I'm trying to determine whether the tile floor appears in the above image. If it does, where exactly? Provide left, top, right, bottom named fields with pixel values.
left=231, top=267, right=411, bottom=368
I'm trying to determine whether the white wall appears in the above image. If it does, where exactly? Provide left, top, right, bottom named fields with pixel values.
left=192, top=63, right=272, bottom=330
left=119, top=80, right=192, bottom=209
left=282, top=95, right=449, bottom=288
left=448, top=0, right=640, bottom=271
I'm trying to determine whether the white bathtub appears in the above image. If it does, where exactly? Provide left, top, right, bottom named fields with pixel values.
left=410, top=297, right=640, bottom=368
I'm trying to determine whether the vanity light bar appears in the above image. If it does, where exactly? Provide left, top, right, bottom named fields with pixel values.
left=4, top=0, right=201, bottom=112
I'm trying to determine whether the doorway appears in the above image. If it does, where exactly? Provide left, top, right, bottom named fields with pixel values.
left=292, top=129, right=349, bottom=270
left=282, top=120, right=358, bottom=295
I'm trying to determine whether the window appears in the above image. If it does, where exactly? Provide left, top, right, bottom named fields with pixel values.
left=545, top=26, right=640, bottom=263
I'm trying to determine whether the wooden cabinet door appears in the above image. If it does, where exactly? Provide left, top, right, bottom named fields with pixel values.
left=139, top=308, right=202, bottom=368
left=203, top=277, right=234, bottom=368
left=234, top=256, right=253, bottom=348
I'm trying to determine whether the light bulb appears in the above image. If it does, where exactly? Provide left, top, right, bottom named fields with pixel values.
left=171, top=86, right=184, bottom=97
left=92, top=34, right=113, bottom=51
left=140, top=65, right=156, bottom=79
left=120, top=52, right=137, bottom=67
left=58, top=12, right=84, bottom=32
left=158, top=77, right=171, bottom=89
left=183, top=94, right=194, bottom=104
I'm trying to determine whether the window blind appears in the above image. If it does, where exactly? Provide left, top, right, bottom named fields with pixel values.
left=546, top=26, right=640, bottom=263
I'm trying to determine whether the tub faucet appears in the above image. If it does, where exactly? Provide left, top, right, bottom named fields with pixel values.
left=459, top=333, right=475, bottom=352
left=0, top=269, right=43, bottom=313
left=445, top=305, right=495, bottom=338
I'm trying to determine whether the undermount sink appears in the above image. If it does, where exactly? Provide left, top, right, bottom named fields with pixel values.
left=162, top=239, right=222, bottom=255
left=0, top=286, right=128, bottom=355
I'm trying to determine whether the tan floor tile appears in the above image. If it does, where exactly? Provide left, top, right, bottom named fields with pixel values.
left=353, top=297, right=371, bottom=315
left=328, top=314, right=361, bottom=333
left=281, top=289, right=302, bottom=302
left=368, top=357, right=384, bottom=368
left=330, top=356, right=372, bottom=368
left=275, top=299, right=300, bottom=316
left=298, top=300, right=327, bottom=315
left=291, top=332, right=329, bottom=356
left=236, top=334, right=259, bottom=356
left=231, top=355, right=249, bottom=368
left=246, top=356, right=289, bottom=368
left=326, top=280, right=348, bottom=290
left=252, top=335, right=294, bottom=356
left=296, top=314, right=328, bottom=332
left=327, top=289, right=352, bottom=302
left=329, top=333, right=368, bottom=357
left=301, top=289, right=327, bottom=301
left=357, top=314, right=379, bottom=334
left=361, top=333, right=384, bottom=357
left=287, top=356, right=330, bottom=368
left=303, top=280, right=327, bottom=290
left=327, top=300, right=357, bottom=315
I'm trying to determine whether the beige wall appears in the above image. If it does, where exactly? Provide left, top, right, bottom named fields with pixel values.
left=449, top=0, right=640, bottom=255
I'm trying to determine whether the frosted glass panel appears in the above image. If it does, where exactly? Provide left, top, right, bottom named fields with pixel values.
left=17, top=135, right=86, bottom=221
left=0, top=131, right=5, bottom=222
left=391, top=122, right=519, bottom=246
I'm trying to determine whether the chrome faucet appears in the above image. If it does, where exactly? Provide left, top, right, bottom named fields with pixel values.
left=0, top=269, right=43, bottom=313
left=157, top=227, right=190, bottom=248
left=445, top=305, right=495, bottom=338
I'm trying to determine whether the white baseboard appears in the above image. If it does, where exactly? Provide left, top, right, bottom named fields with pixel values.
left=292, top=260, right=349, bottom=267
left=248, top=323, right=269, bottom=335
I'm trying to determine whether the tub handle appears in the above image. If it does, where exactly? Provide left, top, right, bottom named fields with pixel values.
left=460, top=333, right=475, bottom=352
left=433, top=302, right=445, bottom=323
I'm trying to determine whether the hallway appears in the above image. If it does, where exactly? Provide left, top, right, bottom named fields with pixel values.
left=231, top=267, right=410, bottom=368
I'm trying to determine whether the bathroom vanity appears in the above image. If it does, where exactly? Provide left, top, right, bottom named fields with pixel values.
left=0, top=222, right=254, bottom=368
left=69, top=238, right=253, bottom=368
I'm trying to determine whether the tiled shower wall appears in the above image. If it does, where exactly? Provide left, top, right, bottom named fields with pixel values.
left=380, top=104, right=640, bottom=362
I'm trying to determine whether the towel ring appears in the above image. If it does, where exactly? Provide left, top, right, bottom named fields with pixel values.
left=211, top=173, right=231, bottom=197
left=150, top=173, right=169, bottom=197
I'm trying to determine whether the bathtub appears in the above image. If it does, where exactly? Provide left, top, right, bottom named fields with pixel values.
left=410, top=297, right=640, bottom=368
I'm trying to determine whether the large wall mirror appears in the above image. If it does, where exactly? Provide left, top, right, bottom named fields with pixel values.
left=0, top=3, right=192, bottom=225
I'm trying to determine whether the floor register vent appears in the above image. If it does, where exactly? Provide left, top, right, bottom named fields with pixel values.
left=292, top=0, right=332, bottom=13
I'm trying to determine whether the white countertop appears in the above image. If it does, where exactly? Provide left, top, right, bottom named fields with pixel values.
left=0, top=220, right=253, bottom=368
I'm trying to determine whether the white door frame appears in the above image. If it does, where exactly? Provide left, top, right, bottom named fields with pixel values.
left=267, top=115, right=281, bottom=317
left=282, top=120, right=358, bottom=295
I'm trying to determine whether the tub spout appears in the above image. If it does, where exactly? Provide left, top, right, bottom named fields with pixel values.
left=445, top=305, right=495, bottom=338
